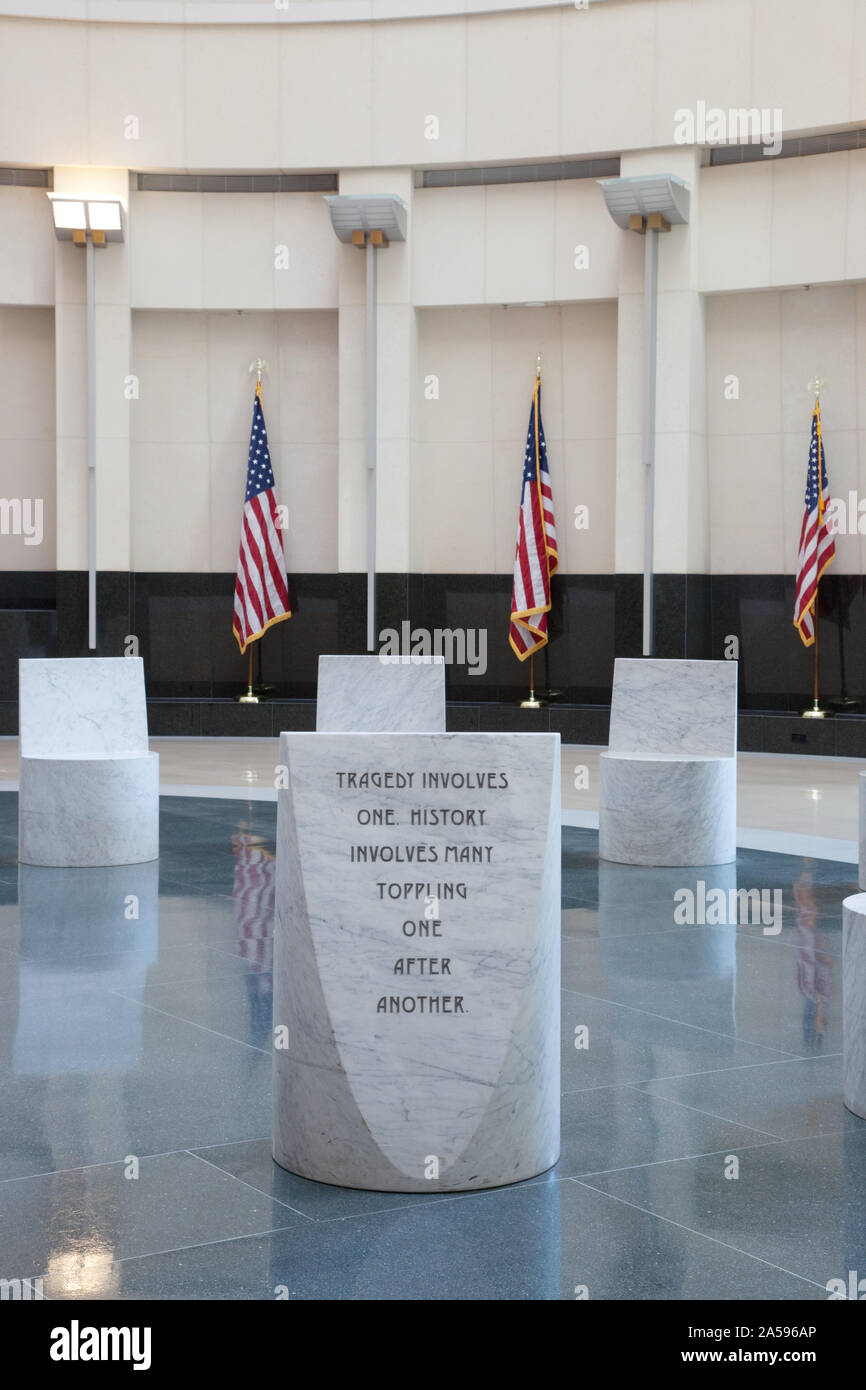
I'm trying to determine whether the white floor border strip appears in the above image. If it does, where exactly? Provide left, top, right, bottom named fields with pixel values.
left=735, top=826, right=857, bottom=864
left=159, top=783, right=277, bottom=801
left=562, top=808, right=857, bottom=864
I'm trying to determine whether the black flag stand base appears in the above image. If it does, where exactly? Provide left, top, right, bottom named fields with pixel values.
left=519, top=652, right=544, bottom=709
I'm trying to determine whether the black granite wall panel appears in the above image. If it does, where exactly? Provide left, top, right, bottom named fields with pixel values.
left=1, top=572, right=865, bottom=748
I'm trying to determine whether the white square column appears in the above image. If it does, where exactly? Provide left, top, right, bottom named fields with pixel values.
left=336, top=170, right=419, bottom=583
left=614, top=148, right=709, bottom=584
left=53, top=168, right=133, bottom=596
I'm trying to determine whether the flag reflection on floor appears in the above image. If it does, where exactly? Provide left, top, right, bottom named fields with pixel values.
left=232, top=828, right=274, bottom=1048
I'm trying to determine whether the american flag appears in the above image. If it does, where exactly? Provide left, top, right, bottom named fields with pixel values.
left=509, top=375, right=558, bottom=660
left=793, top=401, right=835, bottom=646
left=232, top=385, right=291, bottom=654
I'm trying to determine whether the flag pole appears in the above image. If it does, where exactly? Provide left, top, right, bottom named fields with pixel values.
left=802, top=381, right=828, bottom=719
left=239, top=644, right=259, bottom=703
left=802, top=602, right=825, bottom=716
left=519, top=355, right=545, bottom=710
left=238, top=644, right=255, bottom=702
left=814, top=610, right=821, bottom=707
left=520, top=651, right=542, bottom=709
left=237, top=358, right=269, bottom=705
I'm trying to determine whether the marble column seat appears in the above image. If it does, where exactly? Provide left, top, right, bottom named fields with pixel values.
left=18, top=658, right=159, bottom=868
left=598, top=659, right=738, bottom=868
left=600, top=753, right=736, bottom=866
left=19, top=753, right=159, bottom=867
left=842, top=893, right=866, bottom=1120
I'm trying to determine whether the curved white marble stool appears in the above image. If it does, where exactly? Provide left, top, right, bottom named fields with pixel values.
left=19, top=753, right=159, bottom=867
left=842, top=893, right=866, bottom=1120
left=18, top=657, right=159, bottom=868
left=598, top=658, right=738, bottom=868
left=599, top=753, right=736, bottom=866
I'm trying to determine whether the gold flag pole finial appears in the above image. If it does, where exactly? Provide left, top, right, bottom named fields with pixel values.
left=536, top=354, right=542, bottom=380
left=807, top=375, right=826, bottom=401
left=248, top=358, right=268, bottom=397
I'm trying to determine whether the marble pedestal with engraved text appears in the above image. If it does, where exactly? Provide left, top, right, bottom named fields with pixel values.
left=599, top=658, right=738, bottom=867
left=18, top=657, right=159, bottom=868
left=842, top=893, right=866, bottom=1120
left=273, top=731, right=560, bottom=1192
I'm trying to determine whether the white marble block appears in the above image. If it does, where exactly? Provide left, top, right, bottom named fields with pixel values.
left=273, top=731, right=561, bottom=1192
left=599, top=658, right=738, bottom=867
left=843, top=893, right=866, bottom=1121
left=18, top=658, right=159, bottom=868
left=316, top=655, right=446, bottom=733
left=859, top=774, right=866, bottom=891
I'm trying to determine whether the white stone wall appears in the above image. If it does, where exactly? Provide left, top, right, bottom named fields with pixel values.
left=0, top=0, right=863, bottom=578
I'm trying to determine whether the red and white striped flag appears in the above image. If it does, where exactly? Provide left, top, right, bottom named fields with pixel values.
left=793, top=400, right=835, bottom=646
left=509, top=374, right=558, bottom=660
left=233, top=384, right=292, bottom=654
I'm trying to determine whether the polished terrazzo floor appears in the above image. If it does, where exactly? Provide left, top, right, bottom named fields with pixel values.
left=1, top=789, right=865, bottom=1300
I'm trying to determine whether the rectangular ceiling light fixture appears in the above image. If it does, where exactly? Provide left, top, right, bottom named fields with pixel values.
left=324, top=194, right=408, bottom=244
left=47, top=194, right=125, bottom=241
left=597, top=175, right=691, bottom=229
left=49, top=199, right=87, bottom=231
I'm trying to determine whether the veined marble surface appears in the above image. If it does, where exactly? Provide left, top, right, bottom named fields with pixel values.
left=18, top=656, right=158, bottom=867
left=600, top=754, right=736, bottom=866
left=315, top=655, right=446, bottom=733
left=843, top=893, right=866, bottom=1121
left=19, top=657, right=150, bottom=757
left=19, top=753, right=160, bottom=867
left=608, top=658, right=738, bottom=758
left=600, top=659, right=738, bottom=867
left=273, top=730, right=560, bottom=1192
